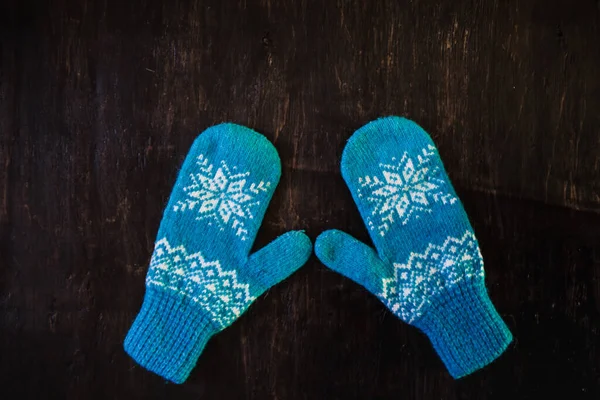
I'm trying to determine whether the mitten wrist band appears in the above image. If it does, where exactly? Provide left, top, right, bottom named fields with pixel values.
left=124, top=287, right=218, bottom=384
left=412, top=278, right=512, bottom=379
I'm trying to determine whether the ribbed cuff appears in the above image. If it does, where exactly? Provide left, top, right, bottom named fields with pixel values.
left=124, top=287, right=219, bottom=383
left=412, top=279, right=513, bottom=379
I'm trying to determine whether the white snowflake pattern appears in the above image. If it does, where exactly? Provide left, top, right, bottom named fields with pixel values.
left=357, top=145, right=457, bottom=237
left=173, top=154, right=270, bottom=241
left=146, top=238, right=255, bottom=328
left=379, top=231, right=484, bottom=323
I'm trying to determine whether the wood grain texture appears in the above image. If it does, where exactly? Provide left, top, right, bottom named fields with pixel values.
left=1, top=0, right=599, bottom=398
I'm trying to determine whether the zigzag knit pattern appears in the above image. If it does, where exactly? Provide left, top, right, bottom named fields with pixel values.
left=315, top=116, right=512, bottom=379
left=124, top=123, right=312, bottom=384
left=380, top=230, right=483, bottom=323
left=146, top=238, right=255, bottom=327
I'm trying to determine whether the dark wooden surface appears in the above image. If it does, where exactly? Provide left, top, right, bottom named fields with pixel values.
left=2, top=0, right=600, bottom=398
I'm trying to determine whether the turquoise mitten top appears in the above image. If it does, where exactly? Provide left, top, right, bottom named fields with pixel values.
left=315, top=117, right=512, bottom=379
left=124, top=123, right=312, bottom=383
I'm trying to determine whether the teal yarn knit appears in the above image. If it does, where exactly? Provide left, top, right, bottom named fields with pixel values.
left=124, top=123, right=312, bottom=383
left=315, top=117, right=512, bottom=378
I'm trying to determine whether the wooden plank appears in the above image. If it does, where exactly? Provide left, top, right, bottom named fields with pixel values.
left=1, top=0, right=599, bottom=398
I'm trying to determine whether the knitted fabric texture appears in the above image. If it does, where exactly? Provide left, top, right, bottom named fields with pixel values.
left=315, top=116, right=512, bottom=379
left=124, top=123, right=312, bottom=384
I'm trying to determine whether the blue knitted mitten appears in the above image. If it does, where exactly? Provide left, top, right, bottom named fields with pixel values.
left=315, top=117, right=512, bottom=378
left=124, top=123, right=312, bottom=383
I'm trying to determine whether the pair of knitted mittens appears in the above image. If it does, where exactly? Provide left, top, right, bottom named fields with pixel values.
left=124, top=117, right=512, bottom=383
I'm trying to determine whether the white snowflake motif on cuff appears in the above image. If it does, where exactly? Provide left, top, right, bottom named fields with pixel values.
left=378, top=231, right=485, bottom=323
left=357, top=145, right=457, bottom=237
left=146, top=238, right=255, bottom=328
left=173, top=154, right=270, bottom=241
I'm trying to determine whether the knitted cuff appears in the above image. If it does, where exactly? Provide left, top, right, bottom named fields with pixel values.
left=413, top=279, right=512, bottom=379
left=124, top=287, right=219, bottom=383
